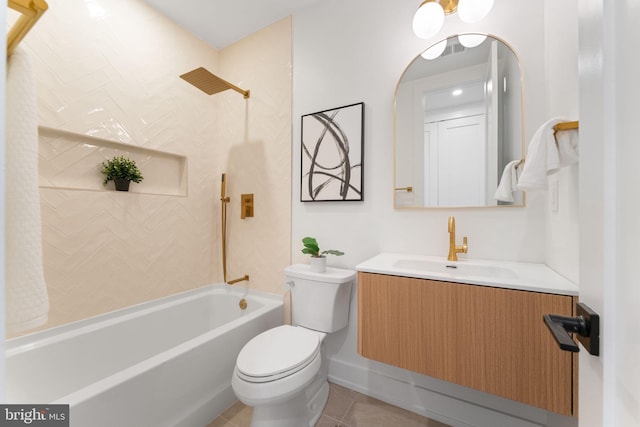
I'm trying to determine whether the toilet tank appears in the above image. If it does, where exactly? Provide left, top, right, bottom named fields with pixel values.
left=284, top=264, right=355, bottom=333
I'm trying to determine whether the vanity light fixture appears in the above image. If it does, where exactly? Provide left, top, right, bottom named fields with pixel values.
left=412, top=0, right=494, bottom=39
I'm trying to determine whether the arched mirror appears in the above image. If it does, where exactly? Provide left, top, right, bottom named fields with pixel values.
left=395, top=34, right=524, bottom=208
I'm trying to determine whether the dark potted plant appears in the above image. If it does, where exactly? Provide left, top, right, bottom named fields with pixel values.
left=301, top=237, right=344, bottom=272
left=100, top=155, right=144, bottom=191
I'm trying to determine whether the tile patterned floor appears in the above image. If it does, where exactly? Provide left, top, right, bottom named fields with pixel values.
left=208, top=383, right=451, bottom=427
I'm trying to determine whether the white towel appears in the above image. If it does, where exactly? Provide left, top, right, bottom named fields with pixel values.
left=6, top=47, right=50, bottom=334
left=556, top=128, right=579, bottom=168
left=517, top=117, right=565, bottom=191
left=494, top=159, right=521, bottom=202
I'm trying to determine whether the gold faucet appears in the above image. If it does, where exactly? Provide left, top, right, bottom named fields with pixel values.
left=447, top=216, right=468, bottom=261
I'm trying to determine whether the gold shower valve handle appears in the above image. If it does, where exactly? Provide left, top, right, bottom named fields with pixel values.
left=241, top=194, right=254, bottom=219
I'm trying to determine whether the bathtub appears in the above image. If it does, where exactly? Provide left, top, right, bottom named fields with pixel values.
left=5, top=285, right=284, bottom=427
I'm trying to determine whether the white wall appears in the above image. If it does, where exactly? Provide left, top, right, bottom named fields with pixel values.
left=544, top=0, right=580, bottom=284
left=292, top=0, right=548, bottom=270
left=292, top=0, right=578, bottom=425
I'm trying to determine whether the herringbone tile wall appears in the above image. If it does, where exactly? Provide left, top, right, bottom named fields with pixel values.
left=218, top=19, right=293, bottom=299
left=14, top=0, right=291, bottom=333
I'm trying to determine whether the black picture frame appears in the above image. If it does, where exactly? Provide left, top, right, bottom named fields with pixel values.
left=300, top=102, right=364, bottom=202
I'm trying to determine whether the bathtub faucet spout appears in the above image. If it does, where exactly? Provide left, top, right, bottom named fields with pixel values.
left=227, top=275, right=250, bottom=285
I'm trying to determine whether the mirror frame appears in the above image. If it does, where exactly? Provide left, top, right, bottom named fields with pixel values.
left=393, top=33, right=526, bottom=209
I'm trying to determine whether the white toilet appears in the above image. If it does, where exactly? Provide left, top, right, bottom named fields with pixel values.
left=231, top=264, right=355, bottom=427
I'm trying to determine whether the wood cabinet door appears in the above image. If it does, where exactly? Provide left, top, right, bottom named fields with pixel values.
left=358, top=272, right=576, bottom=416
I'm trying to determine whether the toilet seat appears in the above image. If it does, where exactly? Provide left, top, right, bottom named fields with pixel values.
left=236, top=325, right=321, bottom=383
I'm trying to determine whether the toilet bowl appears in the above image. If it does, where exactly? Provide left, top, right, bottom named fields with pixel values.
left=231, top=264, right=355, bottom=427
left=232, top=325, right=325, bottom=407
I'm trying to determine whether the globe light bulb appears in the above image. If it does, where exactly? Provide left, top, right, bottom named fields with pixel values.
left=412, top=1, right=445, bottom=39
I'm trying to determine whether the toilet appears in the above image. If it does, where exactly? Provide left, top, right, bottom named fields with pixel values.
left=231, top=264, right=355, bottom=427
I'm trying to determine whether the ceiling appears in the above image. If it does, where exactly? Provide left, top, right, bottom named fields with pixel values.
left=142, top=0, right=323, bottom=50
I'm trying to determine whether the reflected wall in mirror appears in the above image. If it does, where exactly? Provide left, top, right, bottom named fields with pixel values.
left=395, top=34, right=524, bottom=208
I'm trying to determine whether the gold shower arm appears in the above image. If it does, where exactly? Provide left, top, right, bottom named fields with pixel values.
left=7, top=0, right=48, bottom=57
left=180, top=67, right=250, bottom=99
left=220, top=79, right=250, bottom=99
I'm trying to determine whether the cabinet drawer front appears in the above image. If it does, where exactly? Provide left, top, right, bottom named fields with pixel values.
left=357, top=272, right=575, bottom=416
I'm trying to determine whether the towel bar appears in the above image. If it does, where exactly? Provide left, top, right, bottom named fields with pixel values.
left=7, top=0, right=48, bottom=57
left=553, top=120, right=579, bottom=134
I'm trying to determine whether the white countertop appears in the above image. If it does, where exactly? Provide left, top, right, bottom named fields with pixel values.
left=355, top=253, right=578, bottom=296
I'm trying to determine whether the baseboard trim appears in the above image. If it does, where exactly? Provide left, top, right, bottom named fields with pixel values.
left=328, top=357, right=548, bottom=427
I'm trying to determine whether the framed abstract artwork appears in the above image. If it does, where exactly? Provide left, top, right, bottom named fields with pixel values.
left=300, top=102, right=364, bottom=202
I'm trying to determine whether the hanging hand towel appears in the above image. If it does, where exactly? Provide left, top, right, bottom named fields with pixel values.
left=5, top=47, right=50, bottom=334
left=556, top=128, right=579, bottom=168
left=494, top=159, right=521, bottom=202
left=517, top=117, right=565, bottom=191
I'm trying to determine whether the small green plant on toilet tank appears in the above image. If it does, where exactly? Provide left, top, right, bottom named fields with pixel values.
left=100, top=155, right=144, bottom=192
left=301, top=237, right=344, bottom=273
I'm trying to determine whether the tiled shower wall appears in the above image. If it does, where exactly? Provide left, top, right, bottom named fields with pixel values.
left=17, top=0, right=291, bottom=332
left=217, top=21, right=293, bottom=298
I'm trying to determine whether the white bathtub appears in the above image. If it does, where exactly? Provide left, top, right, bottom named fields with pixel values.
left=5, top=285, right=284, bottom=427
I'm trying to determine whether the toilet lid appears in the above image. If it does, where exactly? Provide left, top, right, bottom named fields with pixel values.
left=236, top=325, right=321, bottom=382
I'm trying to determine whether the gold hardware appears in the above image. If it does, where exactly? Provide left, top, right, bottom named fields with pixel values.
left=241, top=194, right=254, bottom=219
left=7, top=0, right=48, bottom=57
left=447, top=216, right=468, bottom=261
left=239, top=299, right=248, bottom=310
left=419, top=0, right=458, bottom=14
left=553, top=120, right=579, bottom=134
left=180, top=67, right=250, bottom=99
left=221, top=173, right=230, bottom=282
left=219, top=175, right=250, bottom=284
left=394, top=186, right=413, bottom=192
left=227, top=275, right=249, bottom=285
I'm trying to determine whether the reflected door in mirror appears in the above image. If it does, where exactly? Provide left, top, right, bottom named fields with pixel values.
left=395, top=35, right=524, bottom=208
left=427, top=115, right=487, bottom=206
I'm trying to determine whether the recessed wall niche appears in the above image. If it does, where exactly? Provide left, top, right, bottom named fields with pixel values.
left=38, top=127, right=188, bottom=196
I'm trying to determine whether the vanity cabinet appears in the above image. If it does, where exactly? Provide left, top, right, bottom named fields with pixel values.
left=357, top=272, right=578, bottom=416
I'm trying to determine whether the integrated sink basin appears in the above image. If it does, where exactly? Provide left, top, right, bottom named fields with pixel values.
left=356, top=253, right=578, bottom=295
left=392, top=258, right=518, bottom=280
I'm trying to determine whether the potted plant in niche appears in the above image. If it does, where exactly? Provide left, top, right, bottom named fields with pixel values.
left=301, top=236, right=344, bottom=273
left=100, top=155, right=144, bottom=192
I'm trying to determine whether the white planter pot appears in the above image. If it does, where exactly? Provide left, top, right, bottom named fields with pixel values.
left=309, top=256, right=326, bottom=273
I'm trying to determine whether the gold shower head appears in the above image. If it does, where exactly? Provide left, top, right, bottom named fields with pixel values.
left=179, top=67, right=250, bottom=99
